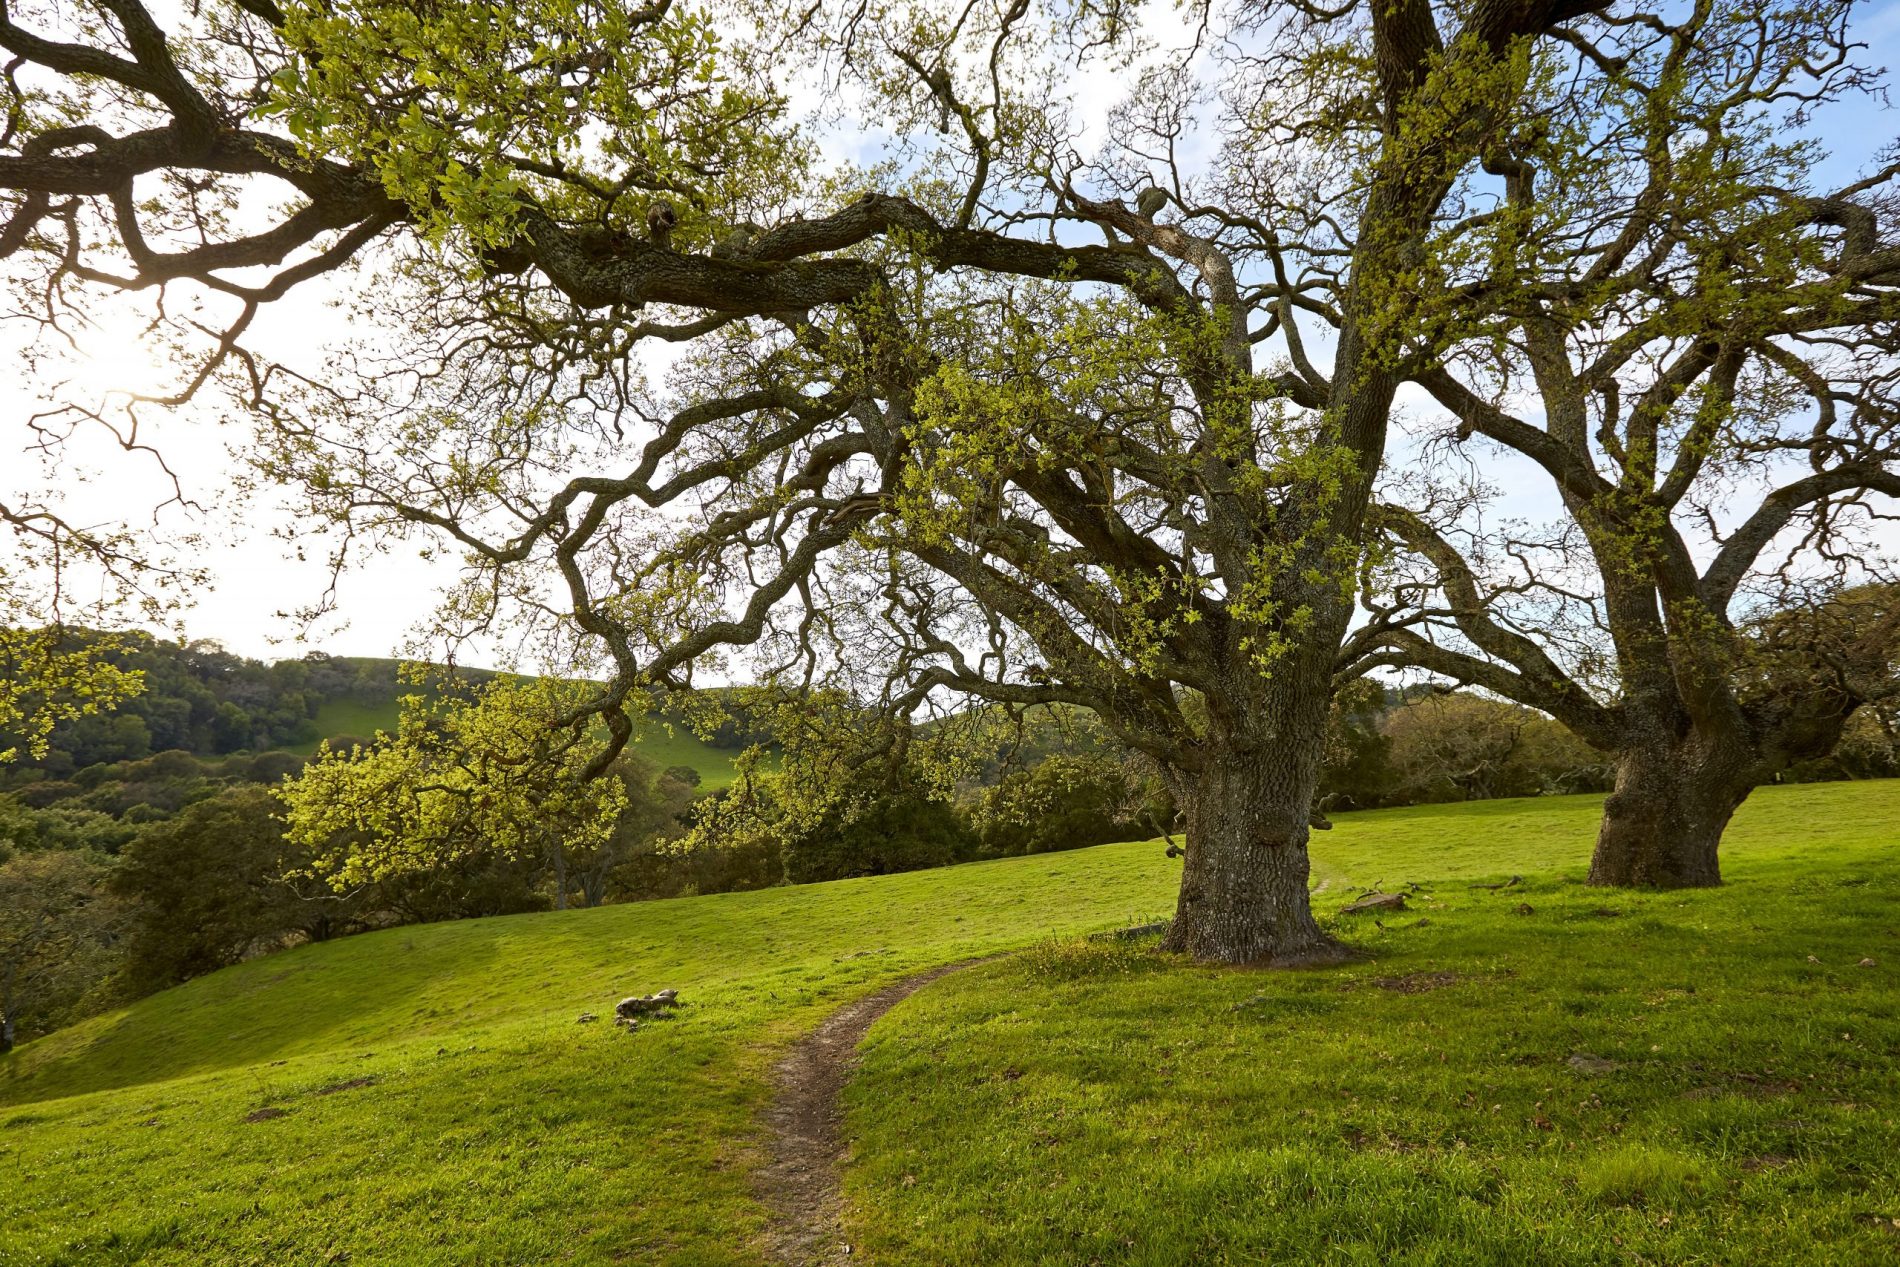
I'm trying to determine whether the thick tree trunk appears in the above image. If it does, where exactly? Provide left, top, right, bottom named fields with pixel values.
left=1587, top=745, right=1751, bottom=888
left=1162, top=742, right=1347, bottom=966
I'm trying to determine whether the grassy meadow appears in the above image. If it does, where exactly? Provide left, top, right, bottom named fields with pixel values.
left=2, top=781, right=1896, bottom=1265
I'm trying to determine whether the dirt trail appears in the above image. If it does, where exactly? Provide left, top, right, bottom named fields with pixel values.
left=755, top=960, right=987, bottom=1266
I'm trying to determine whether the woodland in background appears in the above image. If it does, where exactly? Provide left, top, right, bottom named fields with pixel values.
left=4, top=621, right=1893, bottom=1050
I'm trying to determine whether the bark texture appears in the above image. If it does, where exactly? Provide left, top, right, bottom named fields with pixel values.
left=1587, top=742, right=1750, bottom=888
left=1162, top=729, right=1346, bottom=966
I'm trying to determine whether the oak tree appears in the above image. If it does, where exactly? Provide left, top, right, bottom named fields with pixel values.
left=1341, top=0, right=1898, bottom=884
left=5, top=0, right=1871, bottom=957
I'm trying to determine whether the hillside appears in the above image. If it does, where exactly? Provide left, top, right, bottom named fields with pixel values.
left=0, top=635, right=750, bottom=791
left=287, top=694, right=749, bottom=789
left=3, top=782, right=1897, bottom=1265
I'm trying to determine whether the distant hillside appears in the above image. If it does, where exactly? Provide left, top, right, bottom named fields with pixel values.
left=0, top=632, right=749, bottom=790
left=285, top=693, right=747, bottom=789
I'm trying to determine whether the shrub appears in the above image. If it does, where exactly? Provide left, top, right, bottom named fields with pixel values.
left=784, top=776, right=977, bottom=882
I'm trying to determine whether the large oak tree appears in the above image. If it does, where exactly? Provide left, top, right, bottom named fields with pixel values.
left=4, top=0, right=1877, bottom=959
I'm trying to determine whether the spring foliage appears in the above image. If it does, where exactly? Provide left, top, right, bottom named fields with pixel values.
left=279, top=675, right=628, bottom=889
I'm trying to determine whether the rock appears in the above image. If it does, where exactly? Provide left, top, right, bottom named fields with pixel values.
left=577, top=1013, right=597, bottom=1024
left=1566, top=1052, right=1619, bottom=1075
left=1858, top=958, right=1877, bottom=968
left=1807, top=955, right=1821, bottom=964
left=1341, top=892, right=1407, bottom=915
left=1513, top=902, right=1535, bottom=915
left=614, top=990, right=682, bottom=1022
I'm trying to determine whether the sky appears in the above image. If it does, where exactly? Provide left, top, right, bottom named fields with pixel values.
left=4, top=0, right=1898, bottom=667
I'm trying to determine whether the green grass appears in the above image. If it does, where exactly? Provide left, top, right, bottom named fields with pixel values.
left=281, top=697, right=401, bottom=754
left=284, top=701, right=748, bottom=789
left=618, top=724, right=758, bottom=791
left=0, top=840, right=1170, bottom=1265
left=2, top=782, right=1896, bottom=1265
left=846, top=784, right=1900, bottom=1265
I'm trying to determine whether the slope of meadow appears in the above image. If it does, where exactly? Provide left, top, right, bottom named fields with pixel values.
left=2, top=782, right=1895, bottom=1265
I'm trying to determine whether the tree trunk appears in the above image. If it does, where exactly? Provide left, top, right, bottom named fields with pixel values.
left=1, top=1009, right=15, bottom=1054
left=1161, top=742, right=1346, bottom=966
left=1587, top=744, right=1751, bottom=888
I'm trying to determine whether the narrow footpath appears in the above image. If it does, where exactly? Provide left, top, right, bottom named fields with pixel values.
left=754, top=960, right=989, bottom=1266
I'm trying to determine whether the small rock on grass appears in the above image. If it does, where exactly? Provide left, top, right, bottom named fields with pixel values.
left=614, top=989, right=681, bottom=1025
left=1859, top=958, right=1877, bottom=968
left=1341, top=892, right=1407, bottom=915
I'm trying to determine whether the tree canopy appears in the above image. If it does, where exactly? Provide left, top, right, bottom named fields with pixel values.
left=2, top=0, right=1894, bottom=960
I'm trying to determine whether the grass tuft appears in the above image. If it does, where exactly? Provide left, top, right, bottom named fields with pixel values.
left=1577, top=1144, right=1715, bottom=1209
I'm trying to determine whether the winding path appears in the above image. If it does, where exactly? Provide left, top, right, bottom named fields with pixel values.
left=754, top=960, right=988, bottom=1266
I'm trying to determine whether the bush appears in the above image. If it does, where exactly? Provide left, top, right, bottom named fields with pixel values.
left=1383, top=693, right=1607, bottom=803
left=13, top=781, right=83, bottom=810
left=0, top=849, right=125, bottom=1050
left=244, top=751, right=308, bottom=784
left=612, top=833, right=782, bottom=902
left=128, top=749, right=207, bottom=781
left=111, top=786, right=305, bottom=987
left=1317, top=680, right=1395, bottom=810
left=977, top=753, right=1150, bottom=857
left=784, top=776, right=977, bottom=883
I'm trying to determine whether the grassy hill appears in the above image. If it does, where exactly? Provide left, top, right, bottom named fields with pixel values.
left=3, top=782, right=1896, bottom=1265
left=285, top=696, right=750, bottom=789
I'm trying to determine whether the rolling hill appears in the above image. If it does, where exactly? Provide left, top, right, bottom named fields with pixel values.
left=3, top=782, right=1896, bottom=1265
